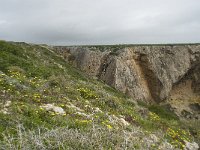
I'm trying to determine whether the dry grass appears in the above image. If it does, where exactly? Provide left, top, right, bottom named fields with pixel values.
left=0, top=124, right=165, bottom=150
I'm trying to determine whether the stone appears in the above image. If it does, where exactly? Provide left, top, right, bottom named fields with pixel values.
left=93, top=107, right=102, bottom=113
left=118, top=118, right=130, bottom=126
left=0, top=108, right=9, bottom=114
left=184, top=141, right=199, bottom=150
left=4, top=101, right=11, bottom=107
left=40, top=104, right=65, bottom=115
left=75, top=112, right=92, bottom=118
left=0, top=101, right=12, bottom=115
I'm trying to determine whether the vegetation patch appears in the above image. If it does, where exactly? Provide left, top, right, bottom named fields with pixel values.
left=148, top=104, right=179, bottom=121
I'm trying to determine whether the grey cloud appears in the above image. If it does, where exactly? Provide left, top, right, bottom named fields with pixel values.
left=0, top=0, right=200, bottom=45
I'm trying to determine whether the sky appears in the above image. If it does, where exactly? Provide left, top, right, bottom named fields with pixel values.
left=0, top=0, right=200, bottom=45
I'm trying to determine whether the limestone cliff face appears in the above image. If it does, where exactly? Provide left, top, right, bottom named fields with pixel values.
left=54, top=45, right=200, bottom=104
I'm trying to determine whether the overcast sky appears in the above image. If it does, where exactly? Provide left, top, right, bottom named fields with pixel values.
left=0, top=0, right=200, bottom=45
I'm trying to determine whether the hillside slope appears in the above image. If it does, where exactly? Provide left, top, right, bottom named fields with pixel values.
left=0, top=41, right=199, bottom=150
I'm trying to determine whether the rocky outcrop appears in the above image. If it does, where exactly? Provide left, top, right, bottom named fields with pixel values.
left=54, top=45, right=200, bottom=104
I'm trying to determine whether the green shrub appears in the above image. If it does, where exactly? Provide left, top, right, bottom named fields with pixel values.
left=77, top=88, right=98, bottom=99
left=148, top=105, right=179, bottom=121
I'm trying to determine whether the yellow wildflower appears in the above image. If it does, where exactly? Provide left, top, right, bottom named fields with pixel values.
left=106, top=124, right=113, bottom=129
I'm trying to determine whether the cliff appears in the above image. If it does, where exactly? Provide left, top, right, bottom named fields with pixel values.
left=54, top=45, right=200, bottom=103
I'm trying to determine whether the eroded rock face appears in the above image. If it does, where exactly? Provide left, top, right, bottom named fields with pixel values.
left=54, top=45, right=200, bottom=103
